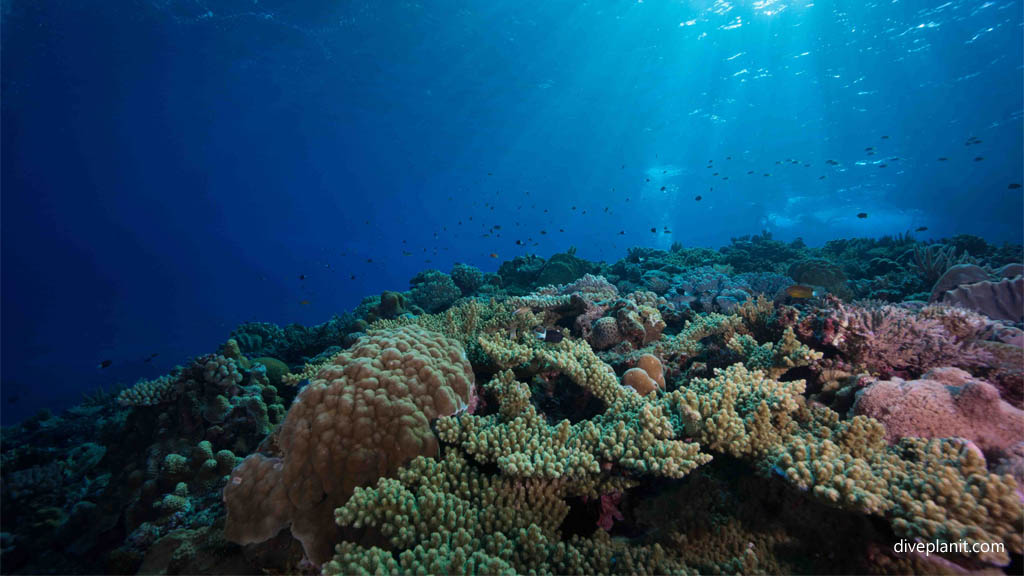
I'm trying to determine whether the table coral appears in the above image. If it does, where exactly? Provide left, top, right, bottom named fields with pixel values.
left=222, top=325, right=475, bottom=564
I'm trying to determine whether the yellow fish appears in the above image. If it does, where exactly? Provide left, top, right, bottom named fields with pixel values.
left=785, top=284, right=820, bottom=299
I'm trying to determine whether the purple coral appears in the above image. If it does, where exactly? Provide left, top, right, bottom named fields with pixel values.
left=799, top=299, right=993, bottom=378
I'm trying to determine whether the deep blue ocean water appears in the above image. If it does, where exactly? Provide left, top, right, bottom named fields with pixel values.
left=2, top=0, right=1021, bottom=423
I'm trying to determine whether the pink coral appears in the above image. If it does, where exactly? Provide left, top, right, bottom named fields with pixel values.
left=853, top=367, right=1024, bottom=454
left=799, top=298, right=992, bottom=378
left=222, top=325, right=474, bottom=564
left=537, top=273, right=619, bottom=301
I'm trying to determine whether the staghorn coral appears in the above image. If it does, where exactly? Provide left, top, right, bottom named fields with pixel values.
left=325, top=450, right=693, bottom=575
left=222, top=325, right=475, bottom=564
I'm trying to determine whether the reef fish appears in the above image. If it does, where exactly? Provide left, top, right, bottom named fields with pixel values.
left=785, top=284, right=821, bottom=299
left=533, top=327, right=565, bottom=343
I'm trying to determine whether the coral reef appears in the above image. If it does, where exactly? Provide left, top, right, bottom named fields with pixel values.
left=3, top=234, right=1022, bottom=575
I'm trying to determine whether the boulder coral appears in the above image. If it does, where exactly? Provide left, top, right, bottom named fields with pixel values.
left=852, top=367, right=1024, bottom=454
left=222, top=325, right=475, bottom=564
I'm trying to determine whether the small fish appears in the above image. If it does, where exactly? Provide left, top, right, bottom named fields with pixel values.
left=819, top=175, right=826, bottom=180
left=7, top=394, right=19, bottom=405
left=974, top=156, right=984, bottom=162
left=298, top=274, right=306, bottom=280
left=619, top=230, right=625, bottom=235
left=489, top=253, right=499, bottom=258
left=747, top=170, right=755, bottom=175
left=98, top=360, right=113, bottom=369
left=857, top=212, right=868, bottom=219
left=1009, top=183, right=1022, bottom=189
left=300, top=300, right=311, bottom=306
left=878, top=163, right=887, bottom=168
left=937, top=157, right=948, bottom=161
left=366, top=258, right=373, bottom=263
left=881, top=135, right=889, bottom=139
left=865, top=147, right=873, bottom=151
left=660, top=186, right=666, bottom=191
left=516, top=240, right=524, bottom=245
left=533, top=326, right=564, bottom=343
left=350, top=274, right=357, bottom=280
left=785, top=284, right=820, bottom=299
left=650, top=227, right=657, bottom=233
left=826, top=159, right=839, bottom=165
left=144, top=353, right=159, bottom=363
left=695, top=195, right=702, bottom=201
left=915, top=226, right=928, bottom=232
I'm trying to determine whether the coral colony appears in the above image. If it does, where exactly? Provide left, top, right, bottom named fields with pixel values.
left=3, top=233, right=1023, bottom=574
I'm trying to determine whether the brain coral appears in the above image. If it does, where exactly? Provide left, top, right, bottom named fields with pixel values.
left=222, top=325, right=475, bottom=565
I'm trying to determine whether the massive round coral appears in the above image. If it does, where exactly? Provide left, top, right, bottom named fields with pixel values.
left=222, top=325, right=475, bottom=565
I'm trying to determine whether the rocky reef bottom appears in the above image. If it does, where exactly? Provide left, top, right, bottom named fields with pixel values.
left=2, top=233, right=1023, bottom=575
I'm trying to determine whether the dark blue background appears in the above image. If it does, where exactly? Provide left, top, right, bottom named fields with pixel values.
left=3, top=0, right=1022, bottom=421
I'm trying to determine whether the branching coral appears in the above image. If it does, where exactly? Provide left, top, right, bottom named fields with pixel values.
left=325, top=450, right=693, bottom=575
left=797, top=299, right=993, bottom=378
left=668, top=363, right=1023, bottom=566
left=437, top=369, right=710, bottom=481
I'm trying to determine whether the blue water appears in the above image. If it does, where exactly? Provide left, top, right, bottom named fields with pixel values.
left=3, top=0, right=1021, bottom=423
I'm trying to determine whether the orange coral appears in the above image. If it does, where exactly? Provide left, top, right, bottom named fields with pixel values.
left=222, top=325, right=474, bottom=564
left=622, top=355, right=664, bottom=396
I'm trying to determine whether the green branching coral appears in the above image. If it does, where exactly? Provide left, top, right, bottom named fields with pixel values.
left=477, top=333, right=626, bottom=405
left=668, top=363, right=1024, bottom=566
left=726, top=326, right=822, bottom=379
left=437, top=370, right=710, bottom=482
left=325, top=451, right=694, bottom=575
